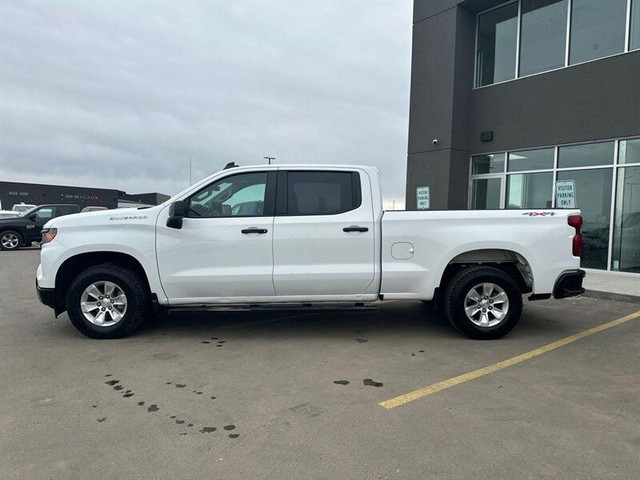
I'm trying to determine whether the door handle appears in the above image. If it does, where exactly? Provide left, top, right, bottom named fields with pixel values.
left=343, top=226, right=369, bottom=233
left=241, top=228, right=268, bottom=234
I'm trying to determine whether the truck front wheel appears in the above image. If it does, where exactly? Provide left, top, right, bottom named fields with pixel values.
left=444, top=266, right=522, bottom=340
left=66, top=263, right=149, bottom=339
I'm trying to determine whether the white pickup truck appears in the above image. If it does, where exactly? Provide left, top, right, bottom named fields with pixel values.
left=36, top=164, right=585, bottom=340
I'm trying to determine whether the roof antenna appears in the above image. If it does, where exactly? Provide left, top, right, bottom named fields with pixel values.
left=224, top=162, right=239, bottom=170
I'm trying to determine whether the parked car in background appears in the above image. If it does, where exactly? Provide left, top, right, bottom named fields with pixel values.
left=12, top=203, right=37, bottom=213
left=81, top=206, right=108, bottom=213
left=0, top=210, right=21, bottom=219
left=0, top=204, right=80, bottom=251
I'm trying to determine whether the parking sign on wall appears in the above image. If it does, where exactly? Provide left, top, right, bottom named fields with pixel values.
left=555, top=180, right=576, bottom=208
left=416, top=186, right=430, bottom=210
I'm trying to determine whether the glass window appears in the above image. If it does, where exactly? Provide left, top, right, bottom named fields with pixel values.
left=476, top=2, right=518, bottom=87
left=472, top=153, right=505, bottom=174
left=471, top=178, right=502, bottom=209
left=558, top=142, right=614, bottom=168
left=612, top=166, right=640, bottom=272
left=35, top=207, right=54, bottom=219
left=619, top=138, right=640, bottom=164
left=287, top=172, right=359, bottom=215
left=569, top=0, right=627, bottom=65
left=557, top=168, right=612, bottom=269
left=187, top=172, right=267, bottom=218
left=519, top=0, right=567, bottom=77
left=506, top=172, right=553, bottom=208
left=631, top=0, right=640, bottom=50
left=508, top=148, right=555, bottom=171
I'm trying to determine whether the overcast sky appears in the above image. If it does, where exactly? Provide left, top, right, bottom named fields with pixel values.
left=1, top=0, right=412, bottom=208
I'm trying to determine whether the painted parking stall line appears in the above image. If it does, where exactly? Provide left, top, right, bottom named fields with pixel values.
left=379, top=310, right=640, bottom=409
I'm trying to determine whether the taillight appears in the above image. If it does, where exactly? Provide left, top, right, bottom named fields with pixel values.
left=568, top=215, right=582, bottom=257
left=41, top=227, right=57, bottom=244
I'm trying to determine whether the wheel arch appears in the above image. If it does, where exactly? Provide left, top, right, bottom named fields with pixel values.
left=55, top=251, right=152, bottom=312
left=437, top=248, right=534, bottom=299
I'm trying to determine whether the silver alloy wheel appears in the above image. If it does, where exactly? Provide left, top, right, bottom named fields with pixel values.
left=464, top=282, right=509, bottom=328
left=1, top=233, right=19, bottom=249
left=80, top=281, right=127, bottom=327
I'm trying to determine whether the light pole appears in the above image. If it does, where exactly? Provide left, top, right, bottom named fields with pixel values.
left=264, top=156, right=275, bottom=165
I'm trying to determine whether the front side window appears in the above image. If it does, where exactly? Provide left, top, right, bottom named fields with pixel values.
left=187, top=172, right=267, bottom=218
left=36, top=207, right=54, bottom=219
left=287, top=171, right=359, bottom=215
left=519, top=0, right=568, bottom=77
left=569, top=0, right=627, bottom=65
left=476, top=2, right=518, bottom=87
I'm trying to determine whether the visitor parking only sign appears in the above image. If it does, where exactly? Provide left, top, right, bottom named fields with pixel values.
left=416, top=186, right=430, bottom=210
left=555, top=180, right=576, bottom=208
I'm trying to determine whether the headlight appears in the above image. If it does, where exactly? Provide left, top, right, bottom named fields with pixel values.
left=41, top=227, right=58, bottom=244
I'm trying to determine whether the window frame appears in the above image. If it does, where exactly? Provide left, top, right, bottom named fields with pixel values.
left=184, top=171, right=277, bottom=219
left=474, top=0, right=637, bottom=89
left=275, top=170, right=362, bottom=216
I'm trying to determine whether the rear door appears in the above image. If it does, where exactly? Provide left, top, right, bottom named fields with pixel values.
left=272, top=169, right=376, bottom=296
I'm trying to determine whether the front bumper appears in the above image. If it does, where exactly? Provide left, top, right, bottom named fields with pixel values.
left=553, top=269, right=586, bottom=299
left=36, top=282, right=57, bottom=310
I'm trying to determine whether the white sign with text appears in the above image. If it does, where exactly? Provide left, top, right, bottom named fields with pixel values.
left=555, top=180, right=576, bottom=208
left=416, top=186, right=430, bottom=210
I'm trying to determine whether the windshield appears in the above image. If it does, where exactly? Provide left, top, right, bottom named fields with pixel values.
left=19, top=206, right=40, bottom=217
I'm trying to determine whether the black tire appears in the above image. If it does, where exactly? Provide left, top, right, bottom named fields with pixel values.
left=0, top=230, right=23, bottom=251
left=66, top=263, right=149, bottom=339
left=444, top=266, right=523, bottom=340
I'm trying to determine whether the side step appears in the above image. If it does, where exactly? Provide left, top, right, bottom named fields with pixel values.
left=168, top=303, right=379, bottom=313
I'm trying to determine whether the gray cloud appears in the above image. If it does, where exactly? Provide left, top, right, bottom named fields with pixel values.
left=0, top=0, right=411, bottom=207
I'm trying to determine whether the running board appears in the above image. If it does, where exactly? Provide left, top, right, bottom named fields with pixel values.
left=168, top=303, right=379, bottom=313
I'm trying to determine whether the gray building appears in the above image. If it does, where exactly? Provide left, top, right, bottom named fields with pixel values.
left=0, top=181, right=169, bottom=210
left=406, top=0, right=640, bottom=273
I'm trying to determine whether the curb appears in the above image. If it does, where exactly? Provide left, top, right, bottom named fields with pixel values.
left=582, top=289, right=640, bottom=305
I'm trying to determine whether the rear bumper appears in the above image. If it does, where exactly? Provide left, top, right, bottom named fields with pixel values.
left=553, top=269, right=586, bottom=299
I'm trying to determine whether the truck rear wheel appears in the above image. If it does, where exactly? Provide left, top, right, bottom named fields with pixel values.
left=66, top=263, right=149, bottom=339
left=444, top=266, right=522, bottom=340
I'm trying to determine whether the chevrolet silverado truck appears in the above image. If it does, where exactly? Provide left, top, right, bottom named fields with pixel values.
left=36, top=165, right=585, bottom=339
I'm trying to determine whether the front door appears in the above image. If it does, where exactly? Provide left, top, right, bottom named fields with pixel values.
left=272, top=169, right=376, bottom=296
left=156, top=171, right=276, bottom=304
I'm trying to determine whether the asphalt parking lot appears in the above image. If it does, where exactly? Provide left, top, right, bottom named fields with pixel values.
left=1, top=248, right=638, bottom=480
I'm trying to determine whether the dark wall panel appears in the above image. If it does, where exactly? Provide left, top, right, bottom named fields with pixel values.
left=413, top=0, right=457, bottom=24
left=468, top=51, right=640, bottom=153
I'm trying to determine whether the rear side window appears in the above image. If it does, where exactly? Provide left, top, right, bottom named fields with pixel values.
left=287, top=171, right=360, bottom=215
left=59, top=206, right=77, bottom=216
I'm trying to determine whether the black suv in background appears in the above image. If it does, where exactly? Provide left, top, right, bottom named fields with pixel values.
left=0, top=204, right=80, bottom=250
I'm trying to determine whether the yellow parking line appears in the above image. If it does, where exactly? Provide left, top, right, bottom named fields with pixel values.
left=379, top=310, right=640, bottom=409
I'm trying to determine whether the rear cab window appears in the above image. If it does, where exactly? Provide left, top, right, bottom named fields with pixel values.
left=282, top=171, right=361, bottom=216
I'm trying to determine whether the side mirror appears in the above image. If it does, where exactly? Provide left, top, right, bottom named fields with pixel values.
left=28, top=213, right=37, bottom=221
left=166, top=200, right=186, bottom=229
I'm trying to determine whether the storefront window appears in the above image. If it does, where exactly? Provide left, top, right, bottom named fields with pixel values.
left=618, top=138, right=640, bottom=164
left=519, top=0, right=567, bottom=77
left=632, top=0, right=640, bottom=50
left=508, top=148, right=554, bottom=171
left=472, top=178, right=502, bottom=209
left=558, top=142, right=614, bottom=168
left=506, top=172, right=553, bottom=208
left=557, top=168, right=612, bottom=269
left=472, top=153, right=505, bottom=174
left=569, top=0, right=627, bottom=64
left=476, top=2, right=518, bottom=87
left=612, top=167, right=640, bottom=273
